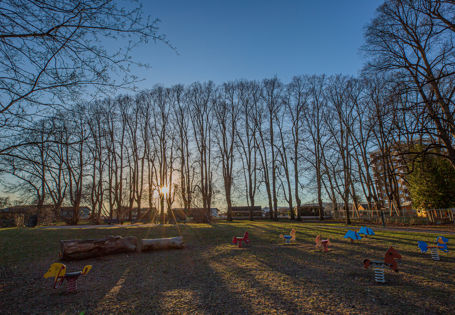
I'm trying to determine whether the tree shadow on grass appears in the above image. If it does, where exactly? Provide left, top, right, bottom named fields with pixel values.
left=248, top=243, right=455, bottom=314
left=0, top=254, right=142, bottom=314
left=2, top=222, right=454, bottom=314
left=105, top=226, right=259, bottom=314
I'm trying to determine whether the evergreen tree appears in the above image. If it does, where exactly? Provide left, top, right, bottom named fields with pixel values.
left=407, top=154, right=455, bottom=209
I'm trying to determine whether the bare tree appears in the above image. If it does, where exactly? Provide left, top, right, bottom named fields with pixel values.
left=325, top=76, right=356, bottom=224
left=103, top=98, right=124, bottom=222
left=236, top=81, right=259, bottom=219
left=214, top=82, right=240, bottom=221
left=286, top=76, right=309, bottom=220
left=276, top=101, right=294, bottom=220
left=45, top=115, right=69, bottom=220
left=188, top=82, right=215, bottom=217
left=367, top=77, right=405, bottom=216
left=171, top=85, right=195, bottom=213
left=253, top=83, right=274, bottom=220
left=262, top=77, right=283, bottom=220
left=149, top=87, right=175, bottom=224
left=86, top=103, right=107, bottom=223
left=346, top=79, right=379, bottom=212
left=0, top=0, right=168, bottom=156
left=2, top=119, right=51, bottom=223
left=364, top=0, right=455, bottom=167
left=60, top=105, right=88, bottom=225
left=303, top=75, right=327, bottom=220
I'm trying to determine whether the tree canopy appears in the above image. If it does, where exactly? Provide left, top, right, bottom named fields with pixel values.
left=407, top=151, right=455, bottom=209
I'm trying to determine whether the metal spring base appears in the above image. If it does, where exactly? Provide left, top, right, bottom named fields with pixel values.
left=322, top=241, right=329, bottom=252
left=374, top=267, right=385, bottom=283
left=67, top=278, right=78, bottom=293
left=430, top=247, right=440, bottom=261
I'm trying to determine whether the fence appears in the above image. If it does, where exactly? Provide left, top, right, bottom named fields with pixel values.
left=333, top=208, right=455, bottom=224
left=231, top=206, right=263, bottom=219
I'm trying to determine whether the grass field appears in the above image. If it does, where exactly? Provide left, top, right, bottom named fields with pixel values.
left=0, top=221, right=454, bottom=314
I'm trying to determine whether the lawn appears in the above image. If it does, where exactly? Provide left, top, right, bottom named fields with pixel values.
left=0, top=221, right=454, bottom=314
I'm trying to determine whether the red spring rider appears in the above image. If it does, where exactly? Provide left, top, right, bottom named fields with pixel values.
left=315, top=235, right=331, bottom=252
left=232, top=231, right=249, bottom=248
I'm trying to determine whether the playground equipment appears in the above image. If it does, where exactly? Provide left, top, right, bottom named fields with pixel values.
left=232, top=231, right=250, bottom=248
left=363, top=247, right=401, bottom=283
left=344, top=230, right=362, bottom=243
left=279, top=229, right=296, bottom=244
left=315, top=235, right=331, bottom=252
left=44, top=263, right=92, bottom=293
left=358, top=226, right=375, bottom=237
left=418, top=236, right=449, bottom=261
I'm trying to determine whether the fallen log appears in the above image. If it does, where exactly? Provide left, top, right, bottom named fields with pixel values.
left=60, top=235, right=139, bottom=260
left=140, top=236, right=184, bottom=251
left=60, top=235, right=184, bottom=260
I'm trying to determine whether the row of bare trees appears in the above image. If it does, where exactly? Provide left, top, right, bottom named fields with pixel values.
left=1, top=73, right=429, bottom=224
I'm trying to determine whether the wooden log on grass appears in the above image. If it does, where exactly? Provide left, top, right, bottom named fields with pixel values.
left=60, top=235, right=184, bottom=260
left=60, top=235, right=140, bottom=260
left=140, top=236, right=184, bottom=251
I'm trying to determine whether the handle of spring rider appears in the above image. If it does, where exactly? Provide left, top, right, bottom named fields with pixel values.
left=82, top=265, right=92, bottom=275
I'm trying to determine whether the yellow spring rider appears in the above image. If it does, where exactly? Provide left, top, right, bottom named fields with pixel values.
left=44, top=263, right=92, bottom=293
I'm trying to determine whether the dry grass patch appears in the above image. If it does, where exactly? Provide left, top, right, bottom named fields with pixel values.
left=0, top=221, right=454, bottom=314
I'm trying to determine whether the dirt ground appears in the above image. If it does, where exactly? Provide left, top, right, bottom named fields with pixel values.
left=0, top=221, right=454, bottom=314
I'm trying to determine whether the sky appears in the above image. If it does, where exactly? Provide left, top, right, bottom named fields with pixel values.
left=129, top=0, right=385, bottom=89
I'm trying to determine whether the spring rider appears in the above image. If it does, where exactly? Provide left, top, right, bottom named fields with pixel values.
left=280, top=229, right=296, bottom=244
left=44, top=263, right=92, bottom=293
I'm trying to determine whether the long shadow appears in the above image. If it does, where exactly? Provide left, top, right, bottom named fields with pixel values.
left=0, top=254, right=136, bottom=314
left=3, top=223, right=453, bottom=314
left=148, top=224, right=454, bottom=286
left=205, top=241, right=385, bottom=313
left=247, top=231, right=455, bottom=291
left=308, top=225, right=452, bottom=244
left=135, top=223, right=454, bottom=313
left=248, top=243, right=454, bottom=314
left=112, top=225, right=256, bottom=314
left=302, top=228, right=453, bottom=259
left=206, top=256, right=303, bottom=313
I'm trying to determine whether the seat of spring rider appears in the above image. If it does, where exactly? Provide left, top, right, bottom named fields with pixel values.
left=235, top=232, right=248, bottom=240
left=65, top=271, right=83, bottom=278
left=235, top=236, right=249, bottom=242
left=233, top=232, right=249, bottom=247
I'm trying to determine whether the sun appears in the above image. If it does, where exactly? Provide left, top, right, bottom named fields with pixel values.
left=160, top=185, right=170, bottom=196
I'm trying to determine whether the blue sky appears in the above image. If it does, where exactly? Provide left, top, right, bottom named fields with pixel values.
left=129, top=0, right=384, bottom=88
